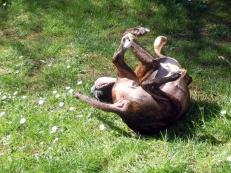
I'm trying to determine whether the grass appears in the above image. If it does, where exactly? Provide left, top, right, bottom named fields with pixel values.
left=0, top=0, right=231, bottom=172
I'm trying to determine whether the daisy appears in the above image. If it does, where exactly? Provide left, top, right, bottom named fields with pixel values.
left=0, top=112, right=6, bottom=117
left=38, top=98, right=45, bottom=105
left=99, top=124, right=106, bottom=131
left=50, top=126, right=58, bottom=134
left=20, top=117, right=26, bottom=124
left=227, top=156, right=231, bottom=162
left=68, top=89, right=74, bottom=95
left=65, top=86, right=71, bottom=90
left=59, top=102, right=65, bottom=107
left=53, top=137, right=59, bottom=143
left=77, top=114, right=83, bottom=118
left=2, top=135, right=11, bottom=145
left=69, top=107, right=75, bottom=111
left=1, top=95, right=7, bottom=100
left=55, top=94, right=60, bottom=98
left=13, top=91, right=18, bottom=96
left=21, top=95, right=27, bottom=99
left=39, top=60, right=46, bottom=63
left=220, top=110, right=227, bottom=115
left=52, top=90, right=58, bottom=94
left=77, top=80, right=82, bottom=85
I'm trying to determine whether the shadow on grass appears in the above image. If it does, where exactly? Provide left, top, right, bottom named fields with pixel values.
left=96, top=115, right=133, bottom=137
left=142, top=99, right=223, bottom=144
left=95, top=98, right=222, bottom=144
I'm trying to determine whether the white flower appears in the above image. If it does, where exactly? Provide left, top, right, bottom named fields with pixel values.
left=13, top=91, right=18, bottom=96
left=15, top=70, right=19, bottom=74
left=52, top=90, right=58, bottom=94
left=38, top=98, right=45, bottom=105
left=0, top=112, right=6, bottom=117
left=39, top=60, right=46, bottom=63
left=3, top=2, right=7, bottom=6
left=69, top=107, right=75, bottom=111
left=67, top=65, right=71, bottom=69
left=55, top=94, right=60, bottom=98
left=19, top=55, right=23, bottom=59
left=68, top=89, right=74, bottom=95
left=53, top=137, right=59, bottom=143
left=2, top=135, right=11, bottom=145
left=33, top=153, right=40, bottom=159
left=47, top=63, right=52, bottom=67
left=20, top=117, right=26, bottom=124
left=77, top=80, right=82, bottom=85
left=21, top=95, right=27, bottom=99
left=77, top=114, right=83, bottom=118
left=221, top=110, right=227, bottom=115
left=1, top=95, right=7, bottom=100
left=50, top=126, right=58, bottom=134
left=47, top=147, right=53, bottom=152
left=99, top=124, right=106, bottom=131
left=59, top=102, right=65, bottom=107
left=227, top=156, right=231, bottom=162
left=65, top=86, right=71, bottom=90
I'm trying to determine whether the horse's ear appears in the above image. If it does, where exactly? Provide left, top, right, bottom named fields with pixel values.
left=122, top=26, right=150, bottom=37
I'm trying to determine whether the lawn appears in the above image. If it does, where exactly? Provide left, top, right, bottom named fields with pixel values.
left=0, top=0, right=231, bottom=172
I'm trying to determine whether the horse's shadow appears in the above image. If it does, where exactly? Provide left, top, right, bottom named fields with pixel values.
left=96, top=99, right=222, bottom=143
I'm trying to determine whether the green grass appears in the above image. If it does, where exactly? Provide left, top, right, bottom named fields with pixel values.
left=0, top=0, right=231, bottom=172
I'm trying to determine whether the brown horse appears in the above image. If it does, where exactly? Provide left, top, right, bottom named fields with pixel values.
left=75, top=27, right=192, bottom=135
